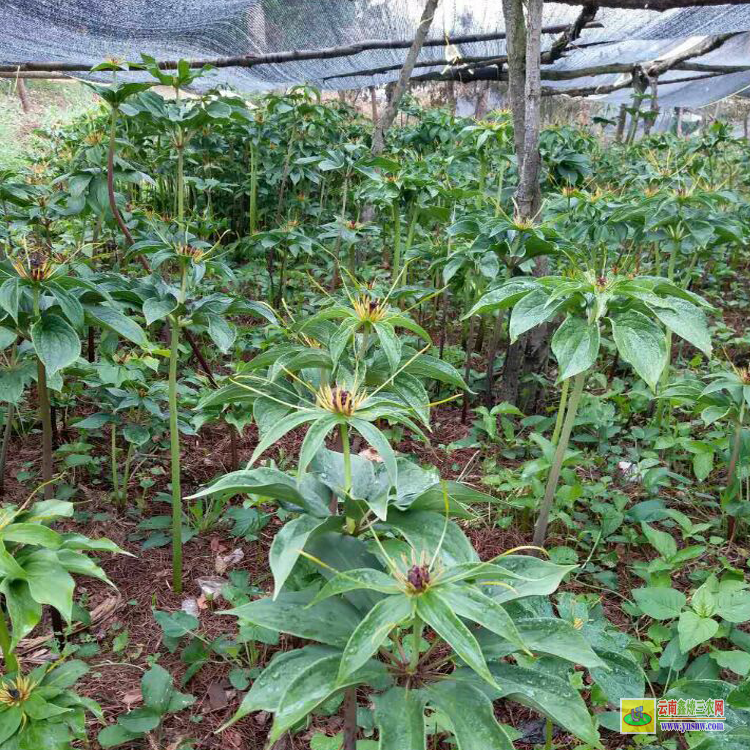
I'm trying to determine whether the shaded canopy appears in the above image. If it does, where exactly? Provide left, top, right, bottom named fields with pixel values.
left=2, top=2, right=750, bottom=106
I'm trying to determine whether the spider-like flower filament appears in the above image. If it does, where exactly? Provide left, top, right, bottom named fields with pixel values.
left=11, top=251, right=53, bottom=282
left=315, top=385, right=366, bottom=416
left=0, top=674, right=35, bottom=707
left=352, top=295, right=388, bottom=324
left=177, top=244, right=205, bottom=262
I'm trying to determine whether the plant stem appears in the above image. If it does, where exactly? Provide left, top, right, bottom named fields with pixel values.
left=341, top=423, right=351, bottom=493
left=342, top=687, right=357, bottom=750
left=0, top=605, right=18, bottom=673
left=177, top=140, right=185, bottom=223
left=168, top=314, right=183, bottom=593
left=409, top=615, right=423, bottom=672
left=36, top=359, right=54, bottom=501
left=0, top=403, right=13, bottom=497
left=551, top=377, right=570, bottom=446
left=107, top=108, right=134, bottom=247
left=545, top=717, right=553, bottom=750
left=249, top=144, right=258, bottom=233
left=391, top=200, right=401, bottom=280
left=111, top=422, right=119, bottom=503
left=532, top=370, right=586, bottom=548
left=726, top=402, right=746, bottom=542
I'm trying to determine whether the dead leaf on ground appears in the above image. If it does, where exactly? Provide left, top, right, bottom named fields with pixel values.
left=215, top=548, right=244, bottom=574
left=205, top=681, right=229, bottom=712
left=122, top=689, right=142, bottom=707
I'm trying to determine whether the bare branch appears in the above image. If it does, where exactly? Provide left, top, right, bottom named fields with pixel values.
left=0, top=25, right=591, bottom=74
left=548, top=0, right=750, bottom=10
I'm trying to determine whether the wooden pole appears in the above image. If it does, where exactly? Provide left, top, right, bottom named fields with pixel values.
left=371, top=0, right=439, bottom=154
left=16, top=79, right=30, bottom=113
left=615, top=104, right=627, bottom=141
left=369, top=86, right=378, bottom=122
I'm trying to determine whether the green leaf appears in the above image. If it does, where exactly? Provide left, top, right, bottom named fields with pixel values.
left=404, top=354, right=467, bottom=390
left=30, top=313, right=80, bottom=375
left=0, top=327, right=15, bottom=349
left=387, top=314, right=431, bottom=343
left=416, top=589, right=495, bottom=687
left=97, top=723, right=142, bottom=748
left=143, top=297, right=178, bottom=325
left=551, top=316, right=599, bottom=382
left=86, top=304, right=147, bottom=346
left=383, top=511, right=477, bottom=567
left=269, top=514, right=332, bottom=598
left=338, top=594, right=412, bottom=681
left=609, top=310, right=666, bottom=391
left=693, top=450, right=715, bottom=481
left=49, top=284, right=85, bottom=329
left=298, top=414, right=339, bottom=475
left=270, top=655, right=388, bottom=743
left=206, top=314, right=236, bottom=353
left=0, top=704, right=22, bottom=744
left=717, top=590, right=750, bottom=623
left=329, top=318, right=360, bottom=368
left=374, top=687, right=425, bottom=750
left=438, top=583, right=528, bottom=654
left=712, top=650, right=750, bottom=676
left=308, top=569, right=400, bottom=606
left=476, top=556, right=574, bottom=603
left=509, top=289, right=561, bottom=342
left=0, top=579, right=41, bottom=649
left=349, top=417, right=397, bottom=485
left=0, top=278, right=20, bottom=322
left=590, top=650, right=646, bottom=706
left=117, top=707, right=161, bottom=733
left=464, top=279, right=537, bottom=318
left=478, top=617, right=605, bottom=668
left=141, top=664, right=174, bottom=714
left=1, top=523, right=62, bottom=548
left=374, top=321, right=402, bottom=373
left=632, top=587, right=686, bottom=620
left=23, top=551, right=76, bottom=621
left=678, top=610, right=719, bottom=653
left=248, top=411, right=320, bottom=467
left=188, top=467, right=330, bottom=516
left=425, top=680, right=514, bottom=750
left=651, top=297, right=712, bottom=357
left=487, top=662, right=601, bottom=747
left=641, top=522, right=677, bottom=560
left=223, top=646, right=339, bottom=727
left=223, top=591, right=360, bottom=647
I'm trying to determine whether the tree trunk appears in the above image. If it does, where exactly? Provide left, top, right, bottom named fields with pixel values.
left=643, top=77, right=659, bottom=136
left=615, top=104, right=627, bottom=141
left=446, top=79, right=456, bottom=116
left=371, top=0, right=439, bottom=155
left=501, top=0, right=527, bottom=170
left=16, top=79, right=30, bottom=113
left=676, top=107, right=684, bottom=136
left=474, top=81, right=491, bottom=119
left=516, top=0, right=544, bottom=219
left=369, top=85, right=378, bottom=122
left=485, top=312, right=505, bottom=407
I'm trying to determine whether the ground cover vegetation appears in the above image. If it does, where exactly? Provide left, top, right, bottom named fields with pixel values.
left=0, top=64, right=748, bottom=750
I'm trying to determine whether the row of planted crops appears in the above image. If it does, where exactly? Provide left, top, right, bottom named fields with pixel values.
left=0, top=59, right=748, bottom=750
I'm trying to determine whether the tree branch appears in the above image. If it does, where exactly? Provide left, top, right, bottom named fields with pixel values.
left=0, top=25, right=590, bottom=74
left=371, top=0, right=439, bottom=154
left=548, top=0, right=750, bottom=9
